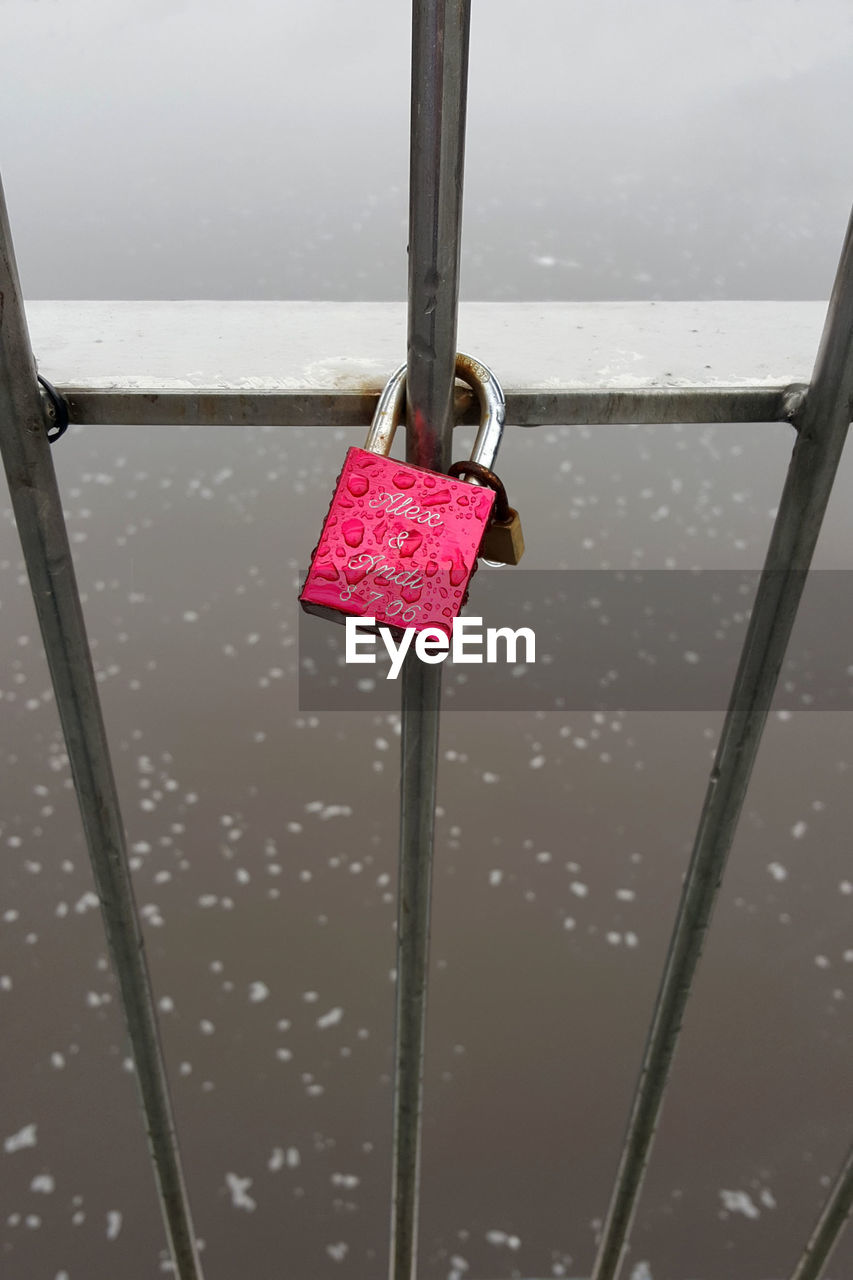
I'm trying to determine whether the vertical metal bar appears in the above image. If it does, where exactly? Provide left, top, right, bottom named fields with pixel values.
left=790, top=1140, right=853, bottom=1280
left=0, top=176, right=204, bottom=1280
left=389, top=5, right=471, bottom=1280
left=405, top=0, right=471, bottom=476
left=591, top=207, right=853, bottom=1280
left=391, top=661, right=443, bottom=1280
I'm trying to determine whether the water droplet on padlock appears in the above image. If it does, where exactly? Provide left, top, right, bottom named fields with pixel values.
left=421, top=487, right=451, bottom=506
left=341, top=517, right=364, bottom=548
left=347, top=473, right=369, bottom=497
left=392, top=469, right=416, bottom=489
left=397, top=530, right=423, bottom=558
left=315, top=561, right=339, bottom=582
left=448, top=548, right=467, bottom=586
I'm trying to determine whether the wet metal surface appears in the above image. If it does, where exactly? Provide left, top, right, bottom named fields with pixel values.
left=591, top=206, right=853, bottom=1280
left=0, top=180, right=203, bottom=1280
left=393, top=8, right=472, bottom=1279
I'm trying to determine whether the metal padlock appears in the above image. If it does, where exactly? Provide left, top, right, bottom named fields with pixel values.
left=447, top=459, right=525, bottom=565
left=299, top=353, right=506, bottom=636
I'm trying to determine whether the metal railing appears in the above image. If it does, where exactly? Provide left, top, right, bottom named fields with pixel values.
left=1, top=4, right=851, bottom=1278
left=589, top=196, right=853, bottom=1280
left=0, top=178, right=204, bottom=1280
left=391, top=8, right=471, bottom=1278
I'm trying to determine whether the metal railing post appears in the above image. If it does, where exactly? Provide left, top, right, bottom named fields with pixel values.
left=790, top=1139, right=853, bottom=1280
left=0, top=174, right=204, bottom=1280
left=591, top=206, right=853, bottom=1280
left=389, top=5, right=471, bottom=1280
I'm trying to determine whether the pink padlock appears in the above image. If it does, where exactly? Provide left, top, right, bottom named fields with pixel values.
left=299, top=353, right=506, bottom=637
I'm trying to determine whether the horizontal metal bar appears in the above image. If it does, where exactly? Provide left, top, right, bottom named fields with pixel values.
left=58, top=383, right=801, bottom=427
left=590, top=203, right=853, bottom=1280
left=25, top=300, right=823, bottom=426
left=789, top=1141, right=853, bottom=1279
left=0, top=181, right=204, bottom=1280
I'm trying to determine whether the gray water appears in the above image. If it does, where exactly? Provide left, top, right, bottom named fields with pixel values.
left=1, top=3, right=852, bottom=1279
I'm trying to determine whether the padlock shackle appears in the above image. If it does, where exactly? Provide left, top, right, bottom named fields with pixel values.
left=363, top=353, right=506, bottom=467
left=364, top=361, right=408, bottom=456
left=455, top=352, right=506, bottom=471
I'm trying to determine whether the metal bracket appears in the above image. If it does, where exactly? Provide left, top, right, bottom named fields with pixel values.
left=781, top=381, right=809, bottom=428
left=37, top=373, right=70, bottom=442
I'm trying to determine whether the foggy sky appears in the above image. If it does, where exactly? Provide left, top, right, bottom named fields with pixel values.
left=2, top=0, right=852, bottom=301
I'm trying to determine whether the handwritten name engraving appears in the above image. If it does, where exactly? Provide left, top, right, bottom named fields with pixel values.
left=368, top=491, right=444, bottom=527
left=344, top=552, right=426, bottom=593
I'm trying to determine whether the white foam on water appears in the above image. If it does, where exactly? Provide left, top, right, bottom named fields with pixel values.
left=225, top=1173, right=256, bottom=1212
left=485, top=1229, right=521, bottom=1250
left=4, top=1123, right=37, bottom=1153
left=315, top=1008, right=343, bottom=1029
left=719, top=1188, right=760, bottom=1219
